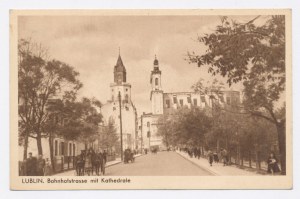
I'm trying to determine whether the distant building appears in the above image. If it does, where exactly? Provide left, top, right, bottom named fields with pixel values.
left=139, top=56, right=241, bottom=150
left=100, top=54, right=138, bottom=151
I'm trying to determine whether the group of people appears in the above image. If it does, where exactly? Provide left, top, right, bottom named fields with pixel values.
left=207, top=149, right=229, bottom=167
left=124, top=148, right=135, bottom=163
left=75, top=148, right=107, bottom=176
left=21, top=152, right=52, bottom=176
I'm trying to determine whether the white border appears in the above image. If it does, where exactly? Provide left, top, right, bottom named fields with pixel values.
left=1, top=0, right=300, bottom=198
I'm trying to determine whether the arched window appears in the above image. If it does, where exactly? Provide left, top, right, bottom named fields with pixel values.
left=155, top=78, right=159, bottom=86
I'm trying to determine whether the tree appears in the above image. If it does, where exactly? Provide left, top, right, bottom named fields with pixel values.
left=98, top=117, right=119, bottom=153
left=44, top=97, right=103, bottom=171
left=187, top=15, right=286, bottom=174
left=157, top=107, right=212, bottom=149
left=18, top=38, right=82, bottom=158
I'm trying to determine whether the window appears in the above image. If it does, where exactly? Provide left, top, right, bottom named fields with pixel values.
left=179, top=99, right=183, bottom=106
left=73, top=144, right=76, bottom=156
left=69, top=143, right=72, bottom=156
left=187, top=96, right=191, bottom=103
left=147, top=122, right=150, bottom=127
left=155, top=78, right=159, bottom=86
left=166, top=99, right=170, bottom=108
left=126, top=88, right=128, bottom=91
left=201, top=96, right=206, bottom=103
left=173, top=96, right=177, bottom=103
left=61, top=142, right=64, bottom=156
left=112, top=95, right=114, bottom=101
left=54, top=140, right=58, bottom=156
left=113, top=107, right=116, bottom=111
left=219, top=95, right=224, bottom=103
left=193, top=99, right=197, bottom=106
left=226, top=97, right=231, bottom=105
left=125, top=94, right=129, bottom=103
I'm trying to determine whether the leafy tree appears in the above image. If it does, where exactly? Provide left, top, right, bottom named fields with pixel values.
left=187, top=15, right=287, bottom=174
left=98, top=117, right=119, bottom=153
left=45, top=97, right=102, bottom=170
left=157, top=107, right=212, bottom=149
left=18, top=38, right=82, bottom=158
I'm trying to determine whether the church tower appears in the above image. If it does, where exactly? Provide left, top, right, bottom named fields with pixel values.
left=110, top=53, right=131, bottom=104
left=150, top=55, right=164, bottom=115
left=114, top=54, right=126, bottom=84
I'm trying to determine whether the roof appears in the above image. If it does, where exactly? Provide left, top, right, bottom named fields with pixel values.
left=114, top=55, right=126, bottom=72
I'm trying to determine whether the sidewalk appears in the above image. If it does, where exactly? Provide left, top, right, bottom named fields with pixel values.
left=53, top=154, right=142, bottom=176
left=176, top=151, right=262, bottom=176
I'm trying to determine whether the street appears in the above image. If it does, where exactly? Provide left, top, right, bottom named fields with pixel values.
left=106, top=151, right=212, bottom=176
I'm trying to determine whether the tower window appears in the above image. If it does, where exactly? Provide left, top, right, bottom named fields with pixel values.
left=155, top=78, right=159, bottom=86
left=166, top=99, right=170, bottom=108
left=125, top=94, right=129, bottom=103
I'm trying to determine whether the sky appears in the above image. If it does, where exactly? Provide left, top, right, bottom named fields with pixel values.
left=18, top=15, right=259, bottom=115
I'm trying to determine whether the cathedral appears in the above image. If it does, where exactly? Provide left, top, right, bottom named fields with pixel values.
left=101, top=54, right=138, bottom=151
left=139, top=56, right=241, bottom=151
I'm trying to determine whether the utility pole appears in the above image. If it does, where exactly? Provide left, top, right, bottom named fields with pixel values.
left=118, top=91, right=123, bottom=161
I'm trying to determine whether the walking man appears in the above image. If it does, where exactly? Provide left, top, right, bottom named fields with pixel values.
left=25, top=152, right=37, bottom=176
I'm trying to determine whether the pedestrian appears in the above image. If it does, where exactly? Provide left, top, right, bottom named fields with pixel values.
left=25, top=152, right=37, bottom=176
left=44, top=158, right=52, bottom=176
left=207, top=150, right=214, bottom=166
left=221, top=149, right=228, bottom=166
left=84, top=148, right=93, bottom=176
left=267, top=152, right=281, bottom=175
left=213, top=151, right=219, bottom=163
left=197, top=148, right=201, bottom=159
left=103, top=150, right=107, bottom=164
left=36, top=155, right=46, bottom=176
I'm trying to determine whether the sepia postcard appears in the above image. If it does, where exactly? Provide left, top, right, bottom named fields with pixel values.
left=10, top=9, right=292, bottom=190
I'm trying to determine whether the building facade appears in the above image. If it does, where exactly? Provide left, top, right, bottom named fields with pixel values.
left=139, top=56, right=241, bottom=150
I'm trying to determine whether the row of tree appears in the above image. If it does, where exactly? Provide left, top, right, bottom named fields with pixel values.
left=18, top=39, right=119, bottom=172
left=159, top=15, right=286, bottom=174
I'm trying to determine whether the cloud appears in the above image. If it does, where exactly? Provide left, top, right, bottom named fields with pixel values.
left=19, top=15, right=254, bottom=115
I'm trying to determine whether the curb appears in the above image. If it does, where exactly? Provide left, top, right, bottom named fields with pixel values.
left=176, top=151, right=219, bottom=176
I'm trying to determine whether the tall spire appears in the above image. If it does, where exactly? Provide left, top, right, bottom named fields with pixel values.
left=114, top=48, right=126, bottom=84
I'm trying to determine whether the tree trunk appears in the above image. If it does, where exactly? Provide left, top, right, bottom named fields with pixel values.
left=49, top=132, right=56, bottom=172
left=255, top=150, right=259, bottom=171
left=277, top=121, right=286, bottom=175
left=217, top=139, right=220, bottom=152
left=23, top=133, right=29, bottom=160
left=36, top=133, right=43, bottom=155
left=249, top=150, right=252, bottom=168
left=241, top=154, right=244, bottom=166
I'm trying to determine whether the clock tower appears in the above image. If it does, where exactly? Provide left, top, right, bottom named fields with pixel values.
left=110, top=53, right=131, bottom=104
